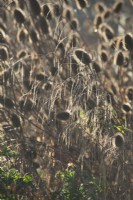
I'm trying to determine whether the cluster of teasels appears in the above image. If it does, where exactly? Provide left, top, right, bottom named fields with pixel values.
left=0, top=0, right=133, bottom=196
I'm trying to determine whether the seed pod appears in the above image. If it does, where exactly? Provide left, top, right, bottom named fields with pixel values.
left=53, top=3, right=61, bottom=17
left=63, top=7, right=73, bottom=21
left=73, top=48, right=92, bottom=66
left=75, top=0, right=88, bottom=10
left=114, top=51, right=124, bottom=66
left=95, top=2, right=106, bottom=13
left=28, top=0, right=41, bottom=16
left=112, top=132, right=125, bottom=148
left=122, top=102, right=131, bottom=113
left=19, top=98, right=34, bottom=112
left=39, top=16, right=49, bottom=35
left=0, top=96, right=14, bottom=109
left=11, top=114, right=21, bottom=127
left=56, top=111, right=70, bottom=120
left=17, top=28, right=28, bottom=43
left=70, top=18, right=79, bottom=30
left=35, top=73, right=47, bottom=81
left=14, top=8, right=25, bottom=24
left=126, top=87, right=133, bottom=101
left=68, top=32, right=79, bottom=48
left=113, top=0, right=123, bottom=13
left=123, top=33, right=133, bottom=51
left=30, top=29, right=39, bottom=43
left=102, top=9, right=111, bottom=19
left=42, top=4, right=52, bottom=20
left=94, top=14, right=103, bottom=29
left=92, top=61, right=101, bottom=73
left=100, top=50, right=108, bottom=63
left=0, top=46, right=8, bottom=61
left=17, top=50, right=27, bottom=59
left=105, top=26, right=114, bottom=40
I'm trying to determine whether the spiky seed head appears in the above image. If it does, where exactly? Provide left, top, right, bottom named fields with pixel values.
left=70, top=18, right=79, bottom=30
left=113, top=0, right=123, bottom=13
left=73, top=48, right=92, bottom=66
left=112, top=132, right=125, bottom=148
left=30, top=29, right=39, bottom=43
left=42, top=4, right=52, bottom=20
left=100, top=50, right=108, bottom=63
left=126, top=87, right=133, bottom=101
left=0, top=96, right=14, bottom=109
left=19, top=98, right=34, bottom=112
left=122, top=102, right=131, bottom=113
left=123, top=33, right=133, bottom=51
left=39, top=16, right=49, bottom=35
left=14, top=8, right=25, bottom=24
left=64, top=8, right=72, bottom=21
left=53, top=4, right=61, bottom=17
left=95, top=2, right=106, bottom=13
left=75, top=0, right=88, bottom=10
left=114, top=51, right=124, bottom=66
left=92, top=61, right=101, bottom=73
left=17, top=28, right=28, bottom=43
left=105, top=26, right=114, bottom=40
left=102, top=9, right=111, bottom=19
left=35, top=73, right=47, bottom=81
left=11, top=114, right=21, bottom=127
left=56, top=111, right=70, bottom=120
left=29, top=0, right=41, bottom=16
left=17, top=50, right=27, bottom=59
left=0, top=46, right=8, bottom=61
left=94, top=14, right=103, bottom=29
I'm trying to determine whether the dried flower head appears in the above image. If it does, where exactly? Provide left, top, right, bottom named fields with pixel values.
left=113, top=0, right=123, bottom=13
left=14, top=8, right=25, bottom=24
left=28, top=0, right=41, bottom=16
left=73, top=48, right=92, bottom=66
left=75, top=0, right=88, bottom=10
left=112, top=132, right=125, bottom=148
left=56, top=111, right=70, bottom=120
left=42, top=4, right=52, bottom=20
left=114, top=51, right=124, bottom=66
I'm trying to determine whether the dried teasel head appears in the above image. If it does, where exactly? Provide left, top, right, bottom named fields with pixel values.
left=17, top=28, right=28, bottom=43
left=102, top=9, right=111, bottom=19
left=11, top=113, right=21, bottom=128
left=19, top=98, right=34, bottom=112
left=95, top=2, right=106, bottom=13
left=100, top=50, right=108, bottom=63
left=0, top=95, right=14, bottom=109
left=122, top=102, right=132, bottom=113
left=112, top=0, right=123, bottom=14
left=114, top=51, right=124, bottom=66
left=75, top=0, right=88, bottom=10
left=72, top=48, right=92, bottom=66
left=56, top=111, right=71, bottom=121
left=70, top=18, right=79, bottom=31
left=53, top=3, right=62, bottom=17
left=28, top=0, right=41, bottom=17
left=99, top=23, right=114, bottom=41
left=0, top=46, right=8, bottom=61
left=126, top=87, right=133, bottom=101
left=29, top=28, right=39, bottom=44
left=67, top=32, right=79, bottom=49
left=39, top=15, right=49, bottom=35
left=14, top=8, right=25, bottom=24
left=112, top=132, right=125, bottom=148
left=92, top=61, right=101, bottom=73
left=94, top=14, right=103, bottom=30
left=63, top=7, right=73, bottom=22
left=17, top=49, right=27, bottom=59
left=123, top=33, right=133, bottom=51
left=42, top=4, right=52, bottom=20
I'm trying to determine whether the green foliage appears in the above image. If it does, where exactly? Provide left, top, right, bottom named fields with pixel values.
left=52, top=166, right=102, bottom=200
left=0, top=144, right=34, bottom=199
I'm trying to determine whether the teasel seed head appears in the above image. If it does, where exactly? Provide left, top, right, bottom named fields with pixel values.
left=123, top=33, right=133, bottom=51
left=14, top=8, right=25, bottom=24
left=73, top=48, right=92, bottom=66
left=39, top=15, right=49, bottom=35
left=42, top=4, right=52, bottom=20
left=95, top=2, right=106, bottom=13
left=28, top=0, right=41, bottom=17
left=56, top=111, right=70, bottom=121
left=114, top=51, right=124, bottom=66
left=94, top=14, right=103, bottom=29
left=126, top=87, right=133, bottom=101
left=17, top=28, right=28, bottom=43
left=75, top=0, right=88, bottom=10
left=11, top=113, right=21, bottom=128
left=113, top=0, right=123, bottom=14
left=112, top=132, right=125, bottom=148
left=0, top=46, right=8, bottom=61
left=53, top=3, right=61, bottom=17
left=92, top=61, right=101, bottom=73
left=100, top=50, right=108, bottom=63
left=30, top=28, right=39, bottom=44
left=70, top=18, right=79, bottom=31
left=122, top=102, right=132, bottom=113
